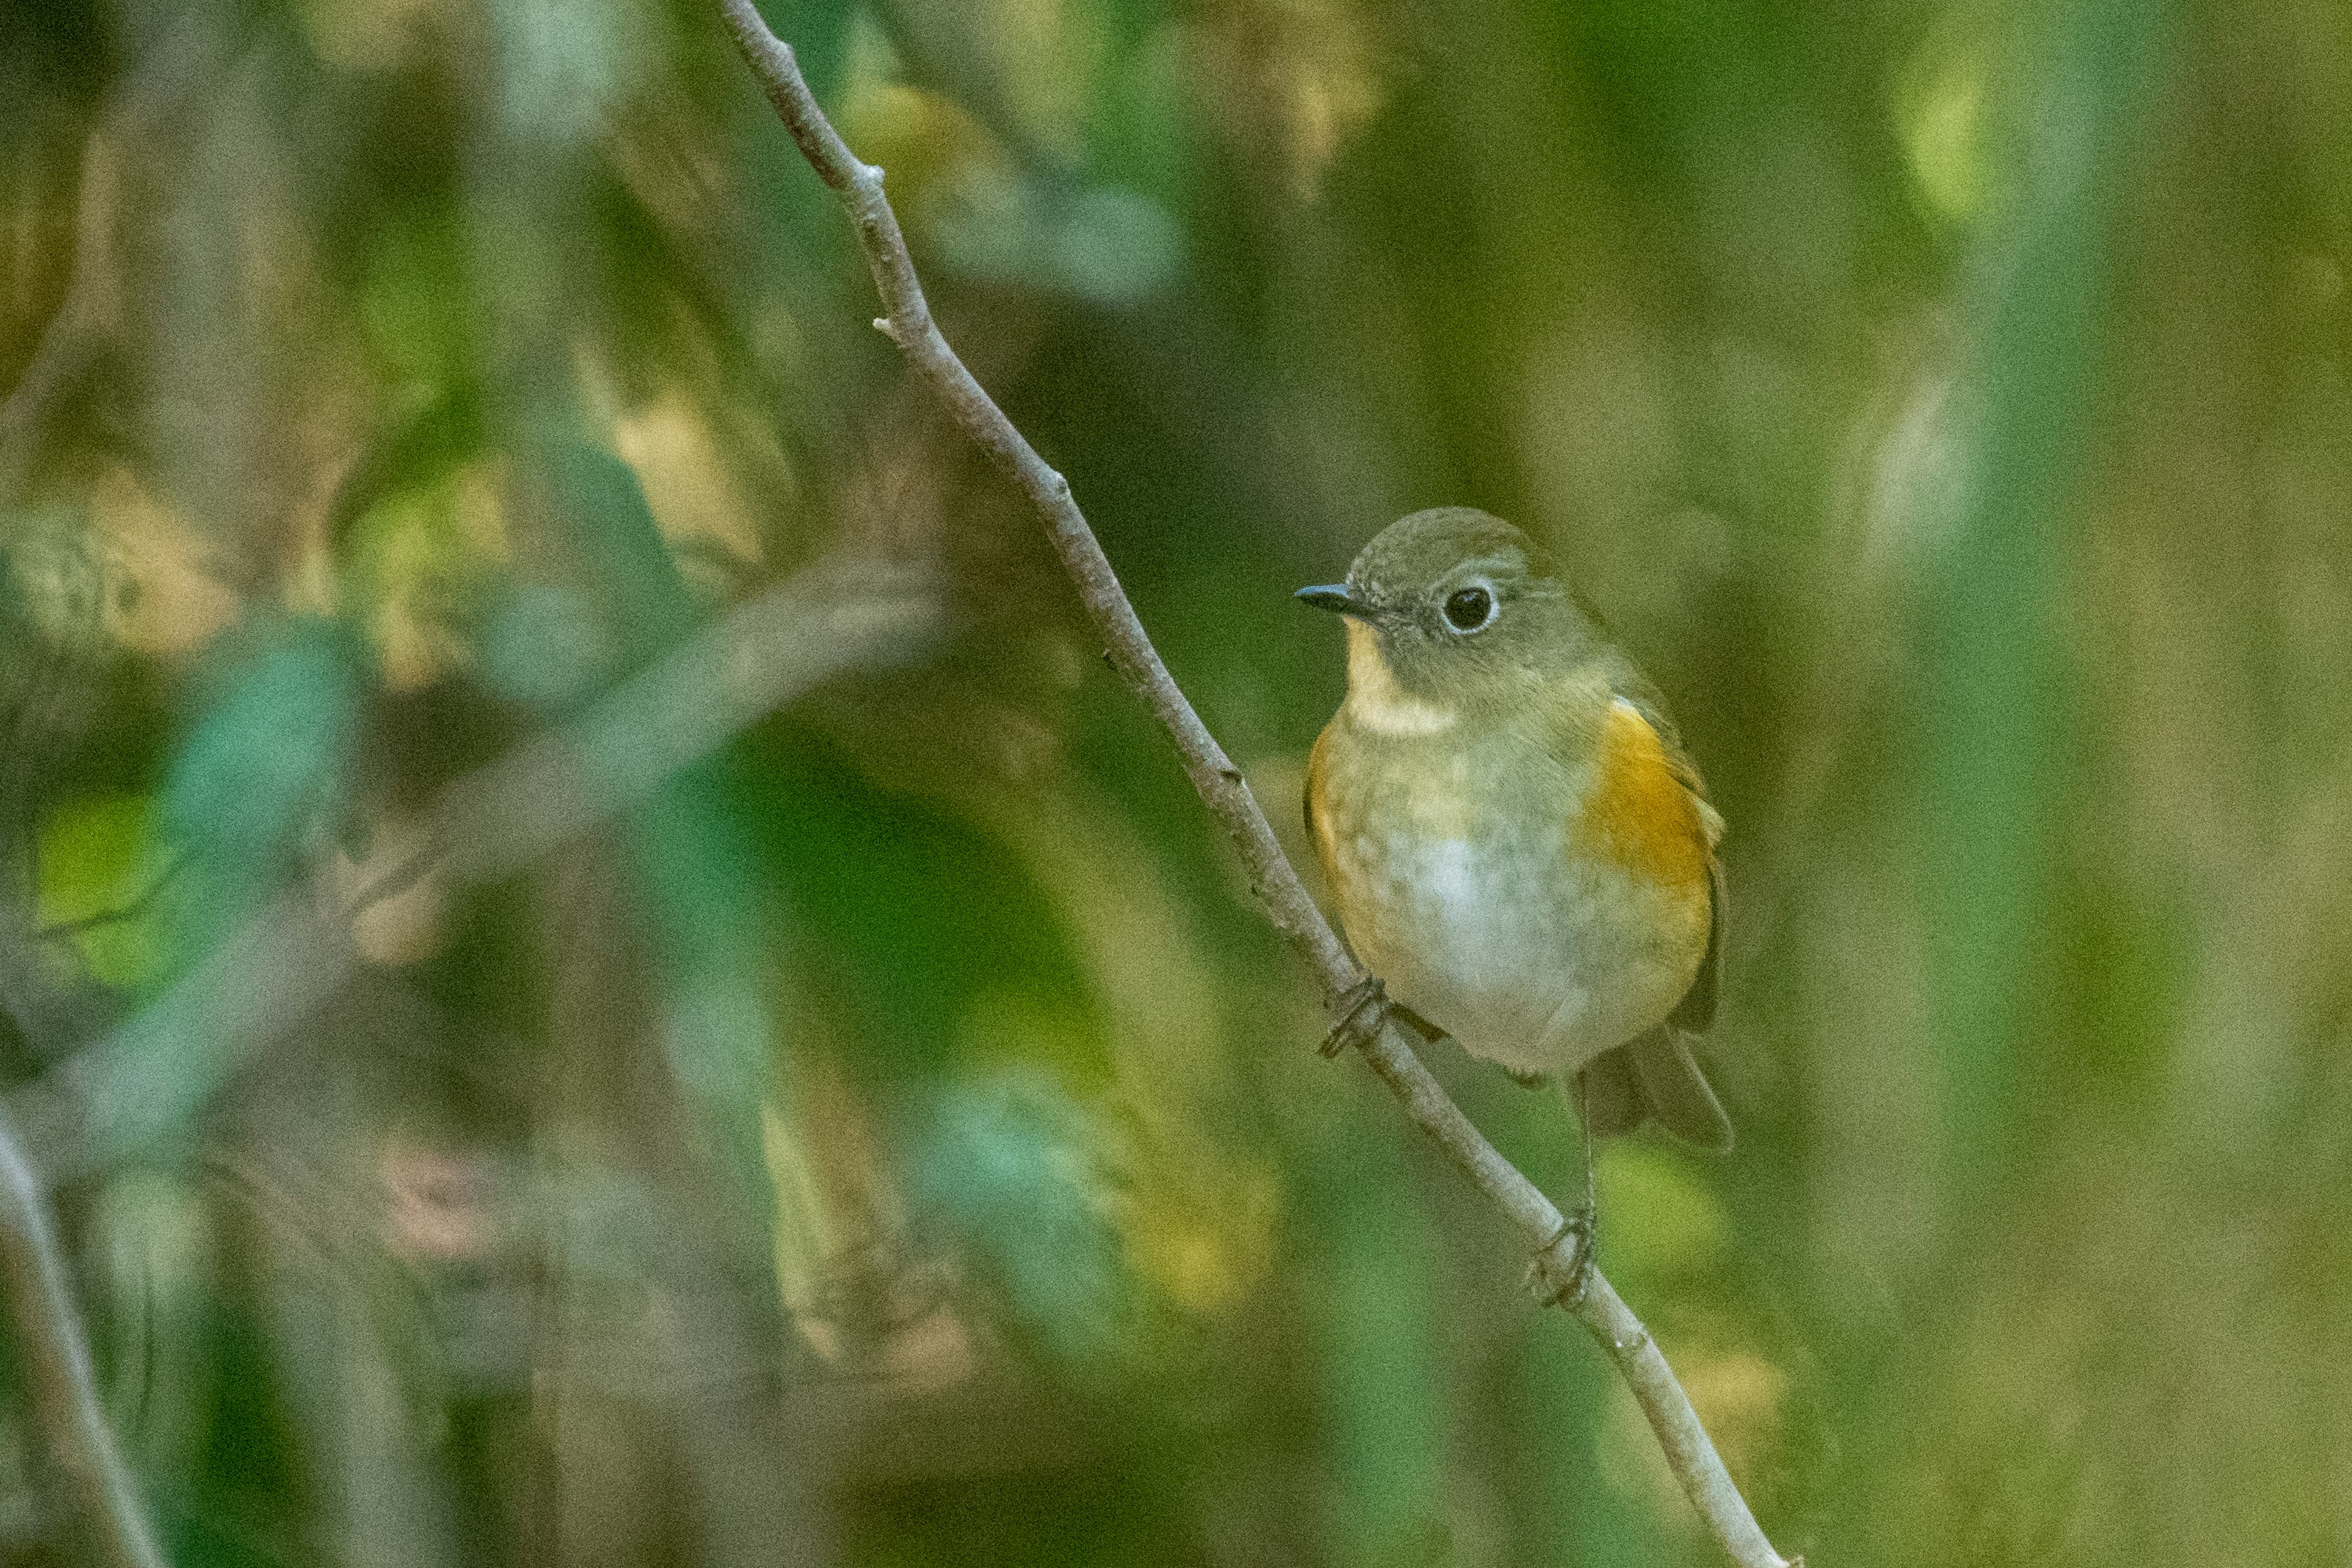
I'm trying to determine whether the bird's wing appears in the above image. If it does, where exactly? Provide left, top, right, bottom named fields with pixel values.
left=1604, top=664, right=1719, bottom=832
left=1564, top=660, right=1733, bottom=1151
left=1604, top=663, right=1724, bottom=1035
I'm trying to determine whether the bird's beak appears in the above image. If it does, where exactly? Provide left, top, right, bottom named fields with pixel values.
left=1294, top=583, right=1362, bottom=616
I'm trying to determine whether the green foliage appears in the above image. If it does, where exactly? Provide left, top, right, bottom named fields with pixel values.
left=159, top=620, right=366, bottom=955
left=2, top=0, right=2350, bottom=1564
left=913, top=1068, right=1139, bottom=1368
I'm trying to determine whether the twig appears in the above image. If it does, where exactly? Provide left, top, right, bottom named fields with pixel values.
left=0, top=1102, right=168, bottom=1568
left=707, top=9, right=1795, bottom=1564
left=38, top=853, right=188, bottom=940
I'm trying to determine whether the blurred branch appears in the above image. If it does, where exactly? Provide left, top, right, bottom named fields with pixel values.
left=374, top=562, right=936, bottom=894
left=0, top=126, right=115, bottom=502
left=866, top=0, right=1076, bottom=184
left=707, top=7, right=1795, bottom=1566
left=0, top=31, right=233, bottom=1545
left=0, top=14, right=223, bottom=506
left=0, top=1100, right=168, bottom=1568
left=12, top=564, right=938, bottom=1186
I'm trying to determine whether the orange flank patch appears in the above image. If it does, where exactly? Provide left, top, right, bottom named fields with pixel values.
left=1576, top=702, right=1709, bottom=892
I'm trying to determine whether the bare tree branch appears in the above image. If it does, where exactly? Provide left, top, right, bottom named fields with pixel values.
left=707, top=7, right=1796, bottom=1565
left=0, top=1102, right=168, bottom=1568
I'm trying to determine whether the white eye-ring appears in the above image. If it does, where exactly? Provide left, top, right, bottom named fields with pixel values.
left=1442, top=582, right=1498, bottom=633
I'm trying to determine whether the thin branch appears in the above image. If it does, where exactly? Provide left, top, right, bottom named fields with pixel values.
left=707, top=9, right=1796, bottom=1566
left=0, top=1102, right=168, bottom=1568
left=711, top=0, right=1353, bottom=993
left=38, top=853, right=188, bottom=941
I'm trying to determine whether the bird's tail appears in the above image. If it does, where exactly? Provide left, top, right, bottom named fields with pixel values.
left=1570, top=1027, right=1732, bottom=1153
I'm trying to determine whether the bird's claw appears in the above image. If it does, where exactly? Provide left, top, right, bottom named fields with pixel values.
left=1526, top=1200, right=1596, bottom=1310
left=1320, top=974, right=1391, bottom=1058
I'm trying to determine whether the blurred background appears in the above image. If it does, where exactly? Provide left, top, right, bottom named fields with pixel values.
left=2, top=0, right=2350, bottom=1562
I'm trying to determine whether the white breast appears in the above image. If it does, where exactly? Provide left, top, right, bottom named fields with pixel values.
left=1328, top=814, right=1697, bottom=1081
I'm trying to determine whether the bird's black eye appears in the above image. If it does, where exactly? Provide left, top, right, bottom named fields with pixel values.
left=1443, top=585, right=1496, bottom=633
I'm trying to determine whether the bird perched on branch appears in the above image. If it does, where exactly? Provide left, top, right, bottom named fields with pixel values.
left=1297, top=508, right=1732, bottom=1171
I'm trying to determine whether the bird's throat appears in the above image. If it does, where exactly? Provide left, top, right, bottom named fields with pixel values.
left=1343, top=619, right=1457, bottom=737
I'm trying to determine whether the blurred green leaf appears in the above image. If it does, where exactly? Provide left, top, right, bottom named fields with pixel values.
left=35, top=791, right=166, bottom=988
left=913, top=1068, right=1136, bottom=1367
left=1, top=0, right=2345, bottom=1563
left=160, top=620, right=363, bottom=902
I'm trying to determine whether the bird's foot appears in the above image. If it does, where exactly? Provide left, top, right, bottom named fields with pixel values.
left=1319, top=974, right=1392, bottom=1058
left=1526, top=1199, right=1596, bottom=1311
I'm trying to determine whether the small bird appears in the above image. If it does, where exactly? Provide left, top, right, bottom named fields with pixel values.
left=1298, top=507, right=1732, bottom=1153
